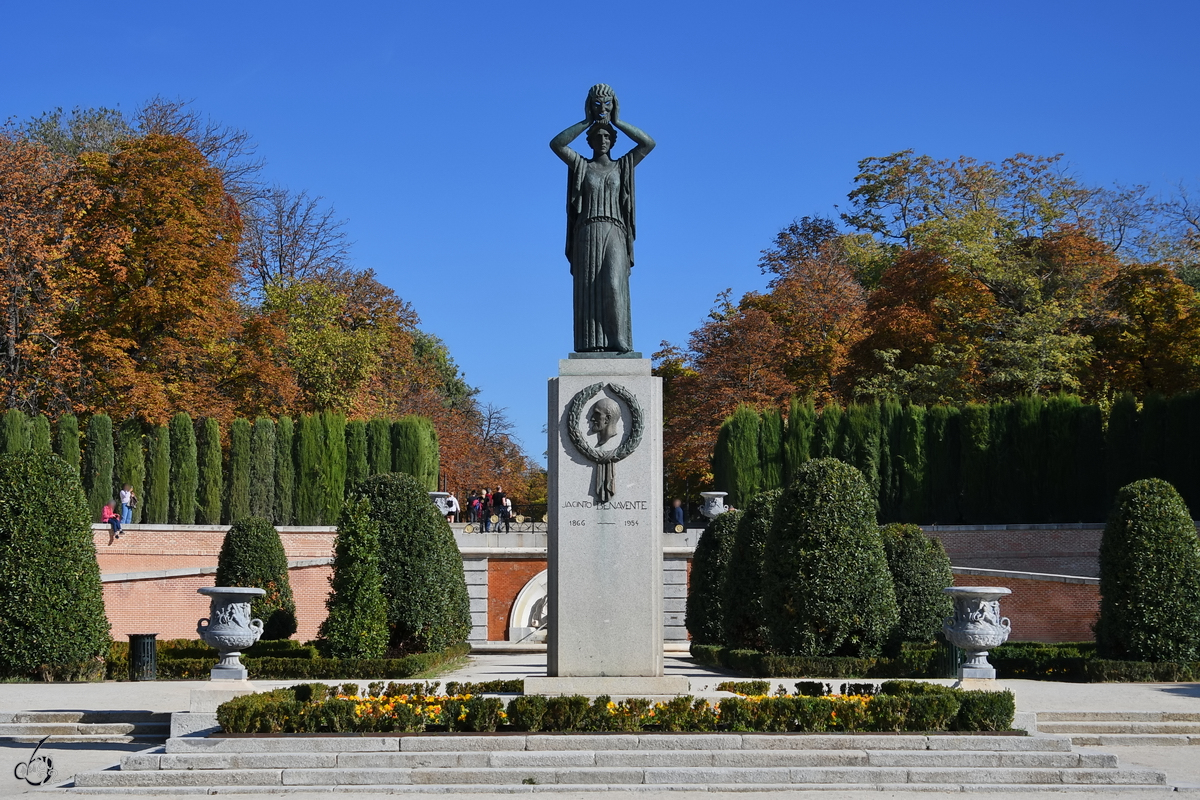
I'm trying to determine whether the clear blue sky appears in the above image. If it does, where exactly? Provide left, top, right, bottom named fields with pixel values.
left=4, top=1, right=1198, bottom=463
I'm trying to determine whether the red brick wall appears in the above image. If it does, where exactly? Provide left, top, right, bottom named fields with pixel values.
left=487, top=559, right=545, bottom=641
left=94, top=525, right=335, bottom=575
left=952, top=574, right=1099, bottom=643
left=926, top=526, right=1102, bottom=577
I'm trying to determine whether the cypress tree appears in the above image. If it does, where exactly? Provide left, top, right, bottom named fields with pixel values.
left=1106, top=393, right=1140, bottom=499
left=55, top=414, right=81, bottom=472
left=114, top=420, right=145, bottom=524
left=783, top=396, right=815, bottom=484
left=877, top=399, right=903, bottom=522
left=0, top=409, right=29, bottom=454
left=144, top=425, right=170, bottom=524
left=1076, top=403, right=1107, bottom=522
left=712, top=421, right=732, bottom=499
left=168, top=412, right=197, bottom=525
left=215, top=517, right=298, bottom=640
left=82, top=414, right=114, bottom=522
left=721, top=405, right=762, bottom=509
left=1011, top=396, right=1043, bottom=522
left=391, top=415, right=439, bottom=491
left=758, top=408, right=784, bottom=492
left=225, top=418, right=251, bottom=524
left=294, top=414, right=324, bottom=525
left=366, top=419, right=392, bottom=475
left=1163, top=393, right=1192, bottom=507
left=322, top=412, right=347, bottom=524
left=814, top=402, right=844, bottom=458
left=762, top=458, right=899, bottom=657
left=195, top=418, right=223, bottom=525
left=926, top=405, right=961, bottom=524
left=274, top=416, right=295, bottom=525
left=317, top=496, right=389, bottom=658
left=29, top=414, right=51, bottom=453
left=346, top=420, right=368, bottom=490
left=838, top=403, right=882, bottom=507
left=685, top=509, right=742, bottom=645
left=959, top=403, right=991, bottom=524
left=249, top=417, right=276, bottom=521
left=1138, top=394, right=1167, bottom=483
left=1097, top=478, right=1200, bottom=662
left=898, top=404, right=928, bottom=523
left=986, top=401, right=1014, bottom=523
left=1043, top=395, right=1081, bottom=522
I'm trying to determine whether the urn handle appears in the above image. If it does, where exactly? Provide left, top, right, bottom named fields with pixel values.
left=197, top=617, right=210, bottom=632
left=249, top=618, right=264, bottom=640
left=1000, top=616, right=1012, bottom=631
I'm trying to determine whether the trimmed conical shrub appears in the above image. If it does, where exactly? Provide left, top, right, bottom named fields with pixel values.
left=0, top=452, right=111, bottom=677
left=317, top=496, right=389, bottom=658
left=685, top=508, right=742, bottom=646
left=1096, top=478, right=1200, bottom=662
left=249, top=418, right=276, bottom=521
left=392, top=416, right=439, bottom=491
left=55, top=414, right=81, bottom=472
left=168, top=413, right=197, bottom=524
left=144, top=425, right=170, bottom=524
left=215, top=517, right=297, bottom=640
left=195, top=418, right=223, bottom=525
left=346, top=420, right=368, bottom=489
left=274, top=416, right=295, bottom=525
left=294, top=414, right=324, bottom=525
left=712, top=405, right=761, bottom=509
left=322, top=412, right=347, bottom=525
left=723, top=489, right=781, bottom=651
left=880, top=523, right=953, bottom=649
left=762, top=458, right=898, bottom=657
left=349, top=473, right=470, bottom=652
left=366, top=419, right=392, bottom=475
left=82, top=414, right=114, bottom=522
left=29, top=414, right=51, bottom=453
left=114, top=420, right=145, bottom=524
left=225, top=419, right=251, bottom=523
left=783, top=397, right=815, bottom=484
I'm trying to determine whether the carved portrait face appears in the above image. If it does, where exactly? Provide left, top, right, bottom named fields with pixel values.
left=586, top=397, right=620, bottom=447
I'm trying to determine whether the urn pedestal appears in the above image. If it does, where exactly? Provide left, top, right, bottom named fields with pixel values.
left=197, top=587, right=265, bottom=681
left=699, top=491, right=728, bottom=520
left=942, top=587, right=1012, bottom=684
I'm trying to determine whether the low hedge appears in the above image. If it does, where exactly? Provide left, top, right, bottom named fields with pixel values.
left=106, top=640, right=468, bottom=680
left=217, top=685, right=1014, bottom=734
left=693, top=643, right=941, bottom=679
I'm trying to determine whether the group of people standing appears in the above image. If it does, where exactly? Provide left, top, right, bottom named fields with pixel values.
left=461, top=487, right=513, bottom=532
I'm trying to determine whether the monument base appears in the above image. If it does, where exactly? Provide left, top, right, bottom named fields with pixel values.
left=953, top=677, right=1001, bottom=691
left=525, top=676, right=690, bottom=697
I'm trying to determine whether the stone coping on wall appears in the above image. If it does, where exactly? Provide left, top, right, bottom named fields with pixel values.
left=102, top=558, right=334, bottom=584
left=952, top=565, right=1099, bottom=585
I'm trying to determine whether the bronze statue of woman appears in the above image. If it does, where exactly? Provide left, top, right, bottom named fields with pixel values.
left=551, top=84, right=655, bottom=354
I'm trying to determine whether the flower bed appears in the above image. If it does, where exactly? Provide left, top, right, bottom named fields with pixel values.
left=216, top=681, right=1014, bottom=735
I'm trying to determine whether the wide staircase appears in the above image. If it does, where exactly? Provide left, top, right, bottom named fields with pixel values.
left=1037, top=711, right=1200, bottom=746
left=0, top=711, right=169, bottom=744
left=72, top=732, right=1168, bottom=792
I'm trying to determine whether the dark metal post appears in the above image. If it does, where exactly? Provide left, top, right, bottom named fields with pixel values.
left=128, top=633, right=157, bottom=681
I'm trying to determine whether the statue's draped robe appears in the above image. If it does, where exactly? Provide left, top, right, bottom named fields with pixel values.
left=562, top=147, right=644, bottom=353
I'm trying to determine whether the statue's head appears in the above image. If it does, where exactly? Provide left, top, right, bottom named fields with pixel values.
left=585, top=83, right=618, bottom=124
left=587, top=397, right=621, bottom=446
left=586, top=122, right=617, bottom=155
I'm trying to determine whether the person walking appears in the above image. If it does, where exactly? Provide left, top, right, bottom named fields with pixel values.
left=669, top=498, right=685, bottom=531
left=445, top=492, right=460, bottom=523
left=119, top=483, right=137, bottom=525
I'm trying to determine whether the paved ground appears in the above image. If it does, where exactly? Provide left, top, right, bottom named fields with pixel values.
left=0, top=653, right=1196, bottom=796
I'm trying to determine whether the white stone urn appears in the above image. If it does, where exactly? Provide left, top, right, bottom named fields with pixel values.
left=429, top=491, right=451, bottom=516
left=700, top=491, right=728, bottom=520
left=942, top=587, right=1012, bottom=680
left=197, top=587, right=265, bottom=680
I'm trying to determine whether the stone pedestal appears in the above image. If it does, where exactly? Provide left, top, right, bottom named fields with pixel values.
left=545, top=357, right=664, bottom=681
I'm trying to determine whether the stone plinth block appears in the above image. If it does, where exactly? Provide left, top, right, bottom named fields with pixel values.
left=525, top=676, right=690, bottom=697
left=548, top=357, right=664, bottom=678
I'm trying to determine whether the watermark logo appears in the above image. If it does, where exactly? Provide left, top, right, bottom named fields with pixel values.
left=12, top=735, right=55, bottom=786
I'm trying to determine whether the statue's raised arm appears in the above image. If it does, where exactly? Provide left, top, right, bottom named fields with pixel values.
left=551, top=84, right=655, bottom=355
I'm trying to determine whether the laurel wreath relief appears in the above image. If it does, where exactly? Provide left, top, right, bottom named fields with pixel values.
left=567, top=382, right=644, bottom=464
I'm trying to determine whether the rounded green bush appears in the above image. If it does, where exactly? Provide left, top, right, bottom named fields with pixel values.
left=0, top=452, right=111, bottom=677
left=685, top=508, right=743, bottom=646
left=723, top=489, right=782, bottom=650
left=318, top=497, right=389, bottom=658
left=762, top=458, right=899, bottom=657
left=349, top=473, right=470, bottom=653
left=215, top=517, right=298, bottom=640
left=1097, top=478, right=1200, bottom=662
left=880, top=523, right=954, bottom=648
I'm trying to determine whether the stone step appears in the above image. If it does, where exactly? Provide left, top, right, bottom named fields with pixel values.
left=0, top=711, right=169, bottom=724
left=1068, top=733, right=1200, bottom=747
left=1039, top=711, right=1200, bottom=723
left=163, top=733, right=1074, bottom=754
left=1039, top=721, right=1200, bottom=734
left=125, top=748, right=1119, bottom=772
left=0, top=722, right=169, bottom=737
left=72, top=764, right=1168, bottom=788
